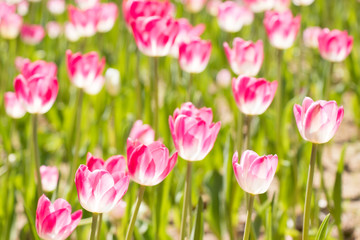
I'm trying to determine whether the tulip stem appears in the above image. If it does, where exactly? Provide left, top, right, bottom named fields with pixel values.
left=180, top=161, right=192, bottom=240
left=152, top=57, right=159, bottom=139
left=245, top=115, right=252, bottom=150
left=276, top=49, right=284, bottom=158
left=90, top=213, right=99, bottom=240
left=136, top=49, right=142, bottom=119
left=32, top=114, right=43, bottom=197
left=96, top=213, right=102, bottom=240
left=302, top=143, right=318, bottom=240
left=125, top=185, right=146, bottom=240
left=323, top=62, right=334, bottom=99
left=243, top=194, right=254, bottom=240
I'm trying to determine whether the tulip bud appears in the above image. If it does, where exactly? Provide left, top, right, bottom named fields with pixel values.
left=179, top=39, right=212, bottom=74
left=40, top=165, right=59, bottom=192
left=4, top=92, right=26, bottom=119
left=318, top=29, right=353, bottom=62
left=217, top=1, right=253, bottom=33
left=105, top=68, right=120, bottom=96
left=129, top=120, right=155, bottom=145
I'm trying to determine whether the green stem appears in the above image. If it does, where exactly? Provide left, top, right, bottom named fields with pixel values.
left=136, top=49, right=142, bottom=119
left=180, top=162, right=192, bottom=240
left=243, top=194, right=255, bottom=240
left=32, top=114, right=43, bottom=197
left=96, top=214, right=102, bottom=240
left=276, top=49, right=284, bottom=158
left=302, top=143, right=318, bottom=240
left=125, top=185, right=146, bottom=240
left=245, top=115, right=252, bottom=150
left=90, top=213, right=99, bottom=240
left=152, top=57, right=159, bottom=139
left=188, top=73, right=193, bottom=102
left=323, top=62, right=334, bottom=99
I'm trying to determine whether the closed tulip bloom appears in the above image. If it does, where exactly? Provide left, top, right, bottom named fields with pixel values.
left=127, top=139, right=178, bottom=186
left=169, top=102, right=221, bottom=161
left=68, top=5, right=99, bottom=37
left=293, top=97, right=344, bottom=144
left=75, top=0, right=98, bottom=10
left=179, top=39, right=212, bottom=74
left=0, top=2, right=16, bottom=16
left=20, top=24, right=45, bottom=45
left=47, top=0, right=65, bottom=15
left=318, top=29, right=353, bottom=62
left=264, top=10, right=301, bottom=49
left=0, top=13, right=22, bottom=39
left=183, top=0, right=207, bottom=13
left=274, top=0, right=290, bottom=12
left=19, top=59, right=58, bottom=80
left=232, top=76, right=277, bottom=115
left=292, top=0, right=314, bottom=6
left=233, top=150, right=278, bottom=195
left=36, top=195, right=82, bottom=240
left=303, top=26, right=322, bottom=48
left=66, top=50, right=105, bottom=95
left=224, top=38, right=263, bottom=76
left=46, top=21, right=62, bottom=39
left=64, top=22, right=80, bottom=42
left=216, top=69, right=231, bottom=88
left=206, top=0, right=221, bottom=16
left=108, top=200, right=126, bottom=221
left=17, top=1, right=29, bottom=16
left=40, top=165, right=59, bottom=192
left=131, top=16, right=179, bottom=57
left=4, top=92, right=26, bottom=119
left=105, top=68, right=120, bottom=96
left=129, top=120, right=155, bottom=145
left=97, top=3, right=118, bottom=33
left=75, top=154, right=129, bottom=213
left=14, top=74, right=59, bottom=114
left=217, top=1, right=253, bottom=33
left=243, top=0, right=274, bottom=13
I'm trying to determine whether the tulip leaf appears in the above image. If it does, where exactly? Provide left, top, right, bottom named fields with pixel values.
left=190, top=196, right=203, bottom=240
left=315, top=214, right=331, bottom=240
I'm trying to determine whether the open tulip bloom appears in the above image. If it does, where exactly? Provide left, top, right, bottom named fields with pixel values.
left=293, top=97, right=344, bottom=240
left=217, top=1, right=254, bottom=33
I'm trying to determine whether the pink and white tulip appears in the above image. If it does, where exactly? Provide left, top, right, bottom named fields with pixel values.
left=217, top=1, right=253, bottom=33
left=129, top=120, right=155, bottom=145
left=36, top=195, right=82, bottom=240
left=105, top=68, right=120, bottom=96
left=97, top=3, right=118, bottom=33
left=303, top=26, right=322, bottom=48
left=20, top=24, right=45, bottom=45
left=40, top=165, right=59, bottom=192
left=18, top=59, right=57, bottom=80
left=108, top=200, right=126, bottom=221
left=233, top=150, right=278, bottom=195
left=75, top=153, right=129, bottom=213
left=64, top=22, right=80, bottom=42
left=66, top=50, right=105, bottom=95
left=0, top=13, right=22, bottom=39
left=183, top=0, right=207, bottom=13
left=293, top=97, right=344, bottom=144
left=179, top=39, right=212, bottom=74
left=47, top=0, right=65, bottom=15
left=232, top=76, right=277, bottom=115
left=264, top=10, right=301, bottom=49
left=4, top=92, right=26, bottom=119
left=292, top=0, right=314, bottom=6
left=75, top=0, right=98, bottom=10
left=169, top=102, right=221, bottom=161
left=318, top=29, right=353, bottom=62
left=243, top=0, right=275, bottom=13
left=46, top=21, right=62, bottom=39
left=68, top=5, right=99, bottom=38
left=274, top=0, right=290, bottom=12
left=16, top=1, right=29, bottom=16
left=127, top=139, right=178, bottom=186
left=14, top=74, right=59, bottom=114
left=223, top=38, right=263, bottom=76
left=216, top=69, right=232, bottom=88
left=206, top=0, right=221, bottom=16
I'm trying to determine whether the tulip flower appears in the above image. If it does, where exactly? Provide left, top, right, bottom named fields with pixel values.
left=108, top=200, right=126, bottom=222
left=40, top=165, right=59, bottom=192
left=68, top=5, right=99, bottom=38
left=243, top=0, right=275, bottom=13
left=64, top=22, right=80, bottom=42
left=223, top=38, right=263, bottom=76
left=206, top=0, right=221, bottom=16
left=217, top=1, right=253, bottom=33
left=97, top=3, right=118, bottom=33
left=20, top=24, right=45, bottom=45
left=292, top=0, right=314, bottom=6
left=66, top=50, right=105, bottom=95
left=264, top=10, right=301, bottom=49
left=129, top=120, right=155, bottom=145
left=216, top=69, right=231, bottom=88
left=4, top=92, right=26, bottom=119
left=303, top=26, right=322, bottom=48
left=75, top=0, right=98, bottom=10
left=47, top=0, right=65, bottom=15
left=318, top=28, right=353, bottom=63
left=17, top=1, right=29, bottom=16
left=105, top=68, right=121, bottom=96
left=232, top=76, right=277, bottom=116
left=19, top=58, right=57, bottom=80
left=182, top=0, right=207, bottom=13
left=274, top=0, right=290, bottom=12
left=0, top=12, right=22, bottom=39
left=178, top=39, right=212, bottom=74
left=0, top=2, right=16, bottom=15
left=46, top=21, right=62, bottom=39
left=36, top=195, right=82, bottom=240
left=131, top=16, right=179, bottom=57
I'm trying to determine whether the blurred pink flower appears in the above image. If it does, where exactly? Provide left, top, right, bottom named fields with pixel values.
left=274, top=0, right=290, bottom=12
left=129, top=120, right=155, bottom=145
left=108, top=200, right=126, bottom=221
left=0, top=12, right=22, bottom=39
left=97, top=3, right=118, bottom=33
left=36, top=195, right=82, bottom=240
left=68, top=5, right=99, bottom=38
left=40, top=165, right=59, bottom=192
left=0, top=2, right=16, bottom=17
left=75, top=0, right=98, bottom=10
left=293, top=97, right=344, bottom=144
left=20, top=24, right=45, bottom=45
left=243, top=0, right=275, bottom=13
left=232, top=76, right=277, bottom=115
left=16, top=1, right=29, bottom=16
left=4, top=92, right=26, bottom=119
left=64, top=22, right=80, bottom=42
left=224, top=38, right=263, bottom=76
left=169, top=102, right=221, bottom=161
left=216, top=69, right=231, bottom=88
left=46, top=21, right=62, bottom=39
left=182, top=0, right=207, bottom=13
left=47, top=0, right=65, bottom=15
left=217, top=1, right=253, bottom=33
left=127, top=139, right=178, bottom=186
left=233, top=150, right=278, bottom=194
left=303, top=26, right=322, bottom=48
left=264, top=10, right=301, bottom=49
left=18, top=58, right=57, bottom=80
left=318, top=29, right=353, bottom=62
left=179, top=38, right=212, bottom=74
left=105, top=68, right=120, bottom=96
left=206, top=0, right=221, bottom=16
left=292, top=0, right=314, bottom=6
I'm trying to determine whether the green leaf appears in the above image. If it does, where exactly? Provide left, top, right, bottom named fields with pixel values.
left=190, top=197, right=204, bottom=240
left=315, top=214, right=331, bottom=240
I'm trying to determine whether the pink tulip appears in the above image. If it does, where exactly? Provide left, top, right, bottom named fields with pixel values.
left=4, top=92, right=26, bottom=119
left=75, top=0, right=98, bottom=10
left=129, top=120, right=155, bottom=145
left=75, top=153, right=129, bottom=213
left=108, top=200, right=126, bottom=221
left=14, top=74, right=59, bottom=114
left=223, top=38, right=263, bottom=76
left=97, top=3, right=118, bottom=33
left=0, top=2, right=16, bottom=17
left=66, top=50, right=105, bottom=95
left=131, top=16, right=179, bottom=57
left=303, top=26, right=322, bottom=48
left=217, top=1, right=253, bottom=33
left=123, top=0, right=175, bottom=27
left=127, top=139, right=178, bottom=186
left=264, top=10, right=301, bottom=49
left=274, top=0, right=290, bottom=12
left=293, top=97, right=344, bottom=144
left=68, top=5, right=99, bottom=38
left=46, top=21, right=62, bottom=39
left=243, top=0, right=275, bottom=13
left=0, top=12, right=22, bottom=39
left=292, top=0, right=314, bottom=6
left=36, top=195, right=82, bottom=240
left=20, top=24, right=45, bottom=45
left=182, top=0, right=207, bottom=13
left=179, top=39, right=212, bottom=74
left=40, top=165, right=59, bottom=192
left=16, top=1, right=29, bottom=16
left=318, top=29, right=353, bottom=62
left=47, top=0, right=65, bottom=15
left=232, top=76, right=277, bottom=115
left=216, top=69, right=232, bottom=88
left=206, top=0, right=221, bottom=16
left=64, top=22, right=80, bottom=42
left=169, top=102, right=221, bottom=161
left=232, top=150, right=278, bottom=194
left=18, top=58, right=57, bottom=80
